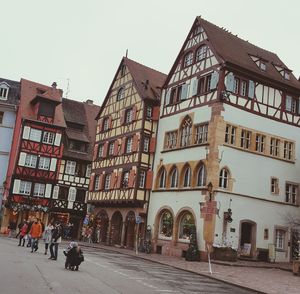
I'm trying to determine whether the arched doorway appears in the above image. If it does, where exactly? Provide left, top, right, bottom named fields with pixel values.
left=240, top=220, right=257, bottom=257
left=125, top=211, right=135, bottom=249
left=111, top=211, right=123, bottom=245
left=95, top=210, right=109, bottom=243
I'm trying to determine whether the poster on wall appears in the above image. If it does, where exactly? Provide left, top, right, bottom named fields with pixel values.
left=241, top=243, right=251, bottom=256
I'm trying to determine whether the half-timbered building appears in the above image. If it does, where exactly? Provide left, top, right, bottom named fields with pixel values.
left=53, top=98, right=99, bottom=238
left=88, top=57, right=166, bottom=248
left=1, top=79, right=66, bottom=231
left=147, top=17, right=300, bottom=262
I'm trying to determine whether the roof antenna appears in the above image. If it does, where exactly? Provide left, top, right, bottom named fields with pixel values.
left=126, top=49, right=128, bottom=58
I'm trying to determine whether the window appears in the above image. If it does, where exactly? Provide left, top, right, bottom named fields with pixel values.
left=196, top=45, right=207, bottom=61
left=0, top=85, right=9, bottom=99
left=38, top=157, right=50, bottom=170
left=159, top=168, right=166, bottom=189
left=284, top=141, right=293, bottom=160
left=165, top=131, right=178, bottom=149
left=108, top=142, right=114, bottom=156
left=98, top=144, right=104, bottom=158
left=86, top=164, right=91, bottom=178
left=240, top=129, right=251, bottom=149
left=219, top=168, right=229, bottom=189
left=169, top=88, right=176, bottom=104
left=29, top=128, right=42, bottom=142
left=270, top=138, right=280, bottom=157
left=285, top=183, right=298, bottom=204
left=120, top=65, right=126, bottom=77
left=159, top=211, right=173, bottom=238
left=184, top=52, right=193, bottom=67
left=25, top=154, right=37, bottom=168
left=285, top=95, right=297, bottom=113
left=275, top=229, right=286, bottom=250
left=264, top=229, right=269, bottom=240
left=75, top=163, right=87, bottom=177
left=42, top=132, right=55, bottom=144
left=122, top=171, right=129, bottom=188
left=179, top=212, right=195, bottom=240
left=194, top=123, right=208, bottom=144
left=196, top=164, right=206, bottom=187
left=125, top=108, right=133, bottom=123
left=255, top=134, right=265, bottom=153
left=146, top=106, right=152, bottom=120
left=103, top=117, right=110, bottom=131
left=284, top=71, right=290, bottom=80
left=126, top=137, right=133, bottom=153
left=170, top=168, right=178, bottom=188
left=180, top=116, right=192, bottom=147
left=260, top=61, right=267, bottom=71
left=183, top=167, right=191, bottom=187
left=271, top=178, right=279, bottom=194
left=117, top=87, right=125, bottom=101
left=19, top=181, right=32, bottom=195
left=104, top=174, right=111, bottom=190
left=143, top=137, right=150, bottom=152
left=69, top=140, right=87, bottom=152
left=225, top=125, right=236, bottom=145
left=139, top=170, right=146, bottom=188
left=94, top=175, right=100, bottom=191
left=33, top=183, right=45, bottom=197
left=240, top=81, right=247, bottom=96
left=233, top=78, right=239, bottom=94
left=65, top=161, right=76, bottom=175
left=205, top=75, right=211, bottom=92
left=0, top=112, right=3, bottom=124
left=68, top=187, right=77, bottom=201
left=39, top=101, right=55, bottom=118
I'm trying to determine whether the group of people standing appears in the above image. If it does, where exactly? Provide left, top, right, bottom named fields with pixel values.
left=17, top=217, right=62, bottom=260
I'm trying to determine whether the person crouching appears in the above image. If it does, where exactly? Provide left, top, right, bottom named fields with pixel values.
left=64, top=242, right=84, bottom=271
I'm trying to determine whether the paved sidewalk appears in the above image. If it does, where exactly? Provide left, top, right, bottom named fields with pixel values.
left=74, top=241, right=300, bottom=294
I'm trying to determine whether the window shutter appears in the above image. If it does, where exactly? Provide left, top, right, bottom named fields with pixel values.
left=165, top=89, right=171, bottom=105
left=210, top=71, right=219, bottom=90
left=190, top=77, right=198, bottom=97
left=89, top=174, right=95, bottom=191
left=113, top=140, right=119, bottom=156
left=13, top=179, right=21, bottom=194
left=120, top=137, right=126, bottom=155
left=102, top=142, right=108, bottom=158
left=132, top=134, right=139, bottom=152
left=45, top=184, right=52, bottom=198
left=99, top=174, right=104, bottom=190
left=286, top=95, right=292, bottom=111
left=110, top=172, right=117, bottom=189
left=180, top=84, right=189, bottom=100
left=68, top=202, right=74, bottom=209
left=248, top=80, right=255, bottom=99
left=108, top=116, right=112, bottom=129
left=93, top=144, right=99, bottom=160
left=132, top=106, right=137, bottom=121
left=98, top=119, right=103, bottom=132
left=22, top=126, right=30, bottom=140
left=149, top=137, right=156, bottom=153
left=152, top=106, right=160, bottom=121
left=18, top=152, right=26, bottom=166
left=52, top=186, right=59, bottom=199
left=225, top=72, right=235, bottom=92
left=120, top=110, right=125, bottom=125
left=54, top=133, right=61, bottom=146
left=128, top=170, right=135, bottom=188
left=49, top=158, right=57, bottom=171
left=116, top=171, right=122, bottom=188
left=145, top=170, right=153, bottom=190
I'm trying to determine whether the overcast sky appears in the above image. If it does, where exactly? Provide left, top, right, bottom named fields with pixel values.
left=2, top=0, right=300, bottom=105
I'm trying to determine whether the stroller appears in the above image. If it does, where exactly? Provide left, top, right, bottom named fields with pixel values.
left=63, top=242, right=84, bottom=271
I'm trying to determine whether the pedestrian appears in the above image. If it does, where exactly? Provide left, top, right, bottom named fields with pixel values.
left=29, top=218, right=42, bottom=253
left=16, top=219, right=26, bottom=238
left=96, top=224, right=101, bottom=243
left=43, top=222, right=53, bottom=255
left=49, top=222, right=62, bottom=260
left=26, top=218, right=33, bottom=247
left=17, top=221, right=28, bottom=247
left=64, top=242, right=84, bottom=271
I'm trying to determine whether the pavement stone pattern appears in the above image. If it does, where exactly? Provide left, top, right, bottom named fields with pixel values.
left=76, top=241, right=300, bottom=294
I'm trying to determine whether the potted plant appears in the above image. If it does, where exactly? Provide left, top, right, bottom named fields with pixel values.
left=212, top=238, right=238, bottom=262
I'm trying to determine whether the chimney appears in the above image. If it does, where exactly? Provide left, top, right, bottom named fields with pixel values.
left=51, top=82, right=57, bottom=89
left=86, top=99, right=94, bottom=105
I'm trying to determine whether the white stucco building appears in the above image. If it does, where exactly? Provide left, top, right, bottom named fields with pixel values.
left=147, top=17, right=300, bottom=262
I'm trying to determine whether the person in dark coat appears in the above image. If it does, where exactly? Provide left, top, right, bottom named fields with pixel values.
left=64, top=242, right=84, bottom=271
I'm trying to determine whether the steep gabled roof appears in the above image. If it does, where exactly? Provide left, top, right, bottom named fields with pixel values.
left=198, top=17, right=300, bottom=91
left=0, top=77, right=20, bottom=106
left=97, top=57, right=166, bottom=119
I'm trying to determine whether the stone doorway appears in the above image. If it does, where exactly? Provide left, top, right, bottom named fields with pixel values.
left=240, top=220, right=256, bottom=257
left=95, top=210, right=109, bottom=243
left=111, top=211, right=123, bottom=245
left=124, top=211, right=135, bottom=249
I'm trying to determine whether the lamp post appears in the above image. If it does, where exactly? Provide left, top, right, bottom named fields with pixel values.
left=207, top=182, right=213, bottom=201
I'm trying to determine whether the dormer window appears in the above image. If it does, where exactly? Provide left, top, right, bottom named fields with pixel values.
left=284, top=71, right=290, bottom=80
left=273, top=64, right=292, bottom=80
left=260, top=61, right=266, bottom=71
left=0, top=83, right=9, bottom=100
left=184, top=52, right=193, bottom=67
left=249, top=55, right=268, bottom=71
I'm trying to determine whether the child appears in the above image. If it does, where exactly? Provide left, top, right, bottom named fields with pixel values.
left=64, top=242, right=84, bottom=271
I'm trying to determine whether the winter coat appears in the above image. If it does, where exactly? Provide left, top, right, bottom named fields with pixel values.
left=51, top=225, right=62, bottom=243
left=66, top=247, right=84, bottom=266
left=30, top=222, right=42, bottom=238
left=43, top=225, right=53, bottom=244
left=20, top=224, right=28, bottom=237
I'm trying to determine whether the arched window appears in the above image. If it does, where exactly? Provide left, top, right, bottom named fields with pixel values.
left=219, top=168, right=229, bottom=189
left=158, top=168, right=166, bottom=189
left=170, top=168, right=178, bottom=188
left=184, top=52, right=193, bottom=67
left=180, top=116, right=193, bottom=147
left=159, top=211, right=173, bottom=238
left=68, top=187, right=77, bottom=202
left=196, top=45, right=207, bottom=61
left=183, top=166, right=191, bottom=187
left=117, top=87, right=125, bottom=101
left=179, top=212, right=195, bottom=240
left=196, top=164, right=206, bottom=187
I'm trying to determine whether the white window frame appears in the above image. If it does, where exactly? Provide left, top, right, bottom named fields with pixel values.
left=98, top=144, right=104, bottom=158
left=271, top=177, right=279, bottom=195
left=38, top=157, right=51, bottom=170
left=103, top=117, right=110, bottom=131
left=196, top=45, right=207, bottom=61
left=170, top=168, right=178, bottom=188
left=270, top=138, right=280, bottom=157
left=240, top=80, right=247, bottom=96
left=25, top=154, right=38, bottom=168
left=143, top=137, right=150, bottom=152
left=65, top=160, right=76, bottom=175
left=284, top=141, right=293, bottom=160
left=122, top=171, right=129, bottom=188
left=68, top=187, right=77, bottom=202
left=285, top=183, right=298, bottom=204
left=94, top=175, right=100, bottom=190
left=29, top=128, right=42, bottom=142
left=108, top=142, right=114, bottom=156
left=117, top=87, right=125, bottom=101
left=240, top=129, right=251, bottom=149
left=219, top=168, right=229, bottom=189
left=184, top=52, right=193, bottom=67
left=42, top=131, right=55, bottom=145
left=166, top=131, right=177, bottom=149
left=125, top=109, right=133, bottom=123
left=85, top=164, right=91, bottom=178
left=19, top=181, right=32, bottom=195
left=104, top=174, right=111, bottom=190
left=183, top=167, right=191, bottom=187
left=255, top=134, right=265, bottom=153
left=194, top=123, right=208, bottom=144
left=33, top=183, right=45, bottom=197
left=225, top=125, right=236, bottom=145
left=275, top=229, right=286, bottom=250
left=126, top=137, right=133, bottom=153
left=146, top=106, right=152, bottom=120
left=0, top=84, right=9, bottom=100
left=159, top=169, right=166, bottom=189
left=197, top=165, right=206, bottom=187
left=139, top=170, right=146, bottom=188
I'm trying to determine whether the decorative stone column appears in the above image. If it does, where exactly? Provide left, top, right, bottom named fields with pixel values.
left=120, top=221, right=127, bottom=248
left=106, top=220, right=112, bottom=245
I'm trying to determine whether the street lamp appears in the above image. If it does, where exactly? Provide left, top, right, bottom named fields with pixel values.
left=207, top=182, right=213, bottom=201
